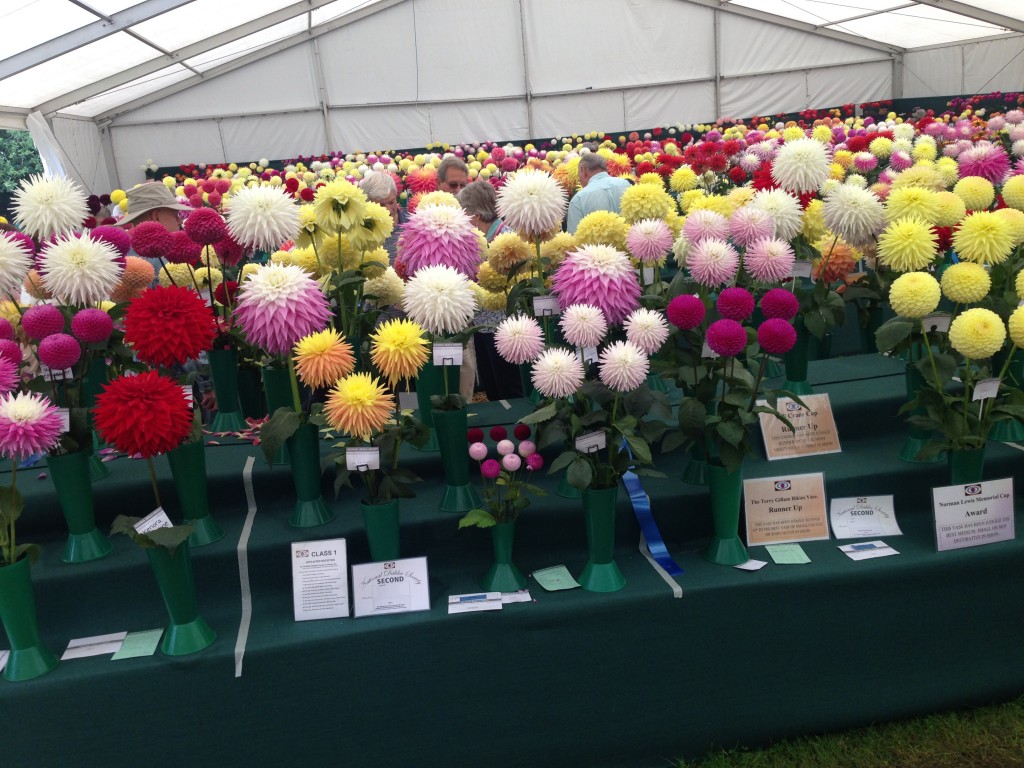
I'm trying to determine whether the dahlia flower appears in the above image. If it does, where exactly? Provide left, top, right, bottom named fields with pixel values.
left=347, top=202, right=394, bottom=252
left=402, top=264, right=478, bottom=336
left=214, top=235, right=245, bottom=267
left=364, top=266, right=405, bottom=306
left=184, top=207, right=228, bottom=246
left=325, top=372, right=394, bottom=440
left=749, top=189, right=804, bottom=241
left=94, top=371, right=193, bottom=458
left=559, top=304, right=607, bottom=349
left=941, top=262, right=991, bottom=304
left=822, top=185, right=886, bottom=247
left=706, top=319, right=749, bottom=357
left=889, top=272, right=941, bottom=319
left=0, top=232, right=34, bottom=297
left=158, top=262, right=196, bottom=288
left=21, top=304, right=64, bottom=340
left=771, top=138, right=831, bottom=193
left=953, top=212, right=1015, bottom=265
left=877, top=218, right=938, bottom=272
left=71, top=308, right=113, bottom=345
left=0, top=357, right=18, bottom=398
left=531, top=347, right=584, bottom=399
left=38, top=233, right=123, bottom=305
left=226, top=185, right=300, bottom=252
left=757, top=318, right=797, bottom=355
left=716, top=287, right=756, bottom=321
left=760, top=288, right=800, bottom=320
left=233, top=263, right=332, bottom=356
left=539, top=232, right=575, bottom=269
left=933, top=191, right=967, bottom=228
left=744, top=238, right=795, bottom=283
left=124, top=285, right=216, bottom=367
left=110, top=256, right=156, bottom=302
left=293, top=329, right=355, bottom=389
left=598, top=340, right=649, bottom=392
left=1017, top=269, right=1024, bottom=300
left=683, top=209, right=729, bottom=244
left=626, top=219, right=673, bottom=266
left=728, top=206, right=775, bottom=248
left=666, top=294, right=705, bottom=329
left=494, top=315, right=545, bottom=365
left=496, top=169, right=568, bottom=239
left=550, top=244, right=640, bottom=325
left=814, top=237, right=860, bottom=283
left=128, top=221, right=172, bottom=259
left=670, top=234, right=691, bottom=268
left=13, top=174, right=88, bottom=240
left=994, top=208, right=1024, bottom=247
left=1008, top=306, right=1024, bottom=347
left=166, top=230, right=203, bottom=264
left=958, top=141, right=1011, bottom=184
left=953, top=176, right=996, bottom=212
left=623, top=308, right=669, bottom=354
left=370, top=318, right=429, bottom=385
left=949, top=308, right=1006, bottom=359
left=619, top=184, right=675, bottom=223
left=0, top=340, right=21, bottom=365
left=575, top=210, right=629, bottom=250
left=487, top=232, right=532, bottom=275
left=885, top=187, right=941, bottom=224
left=670, top=165, right=698, bottom=193
left=313, top=180, right=368, bottom=235
left=1002, top=175, right=1024, bottom=211
left=0, top=391, right=64, bottom=459
left=38, top=332, right=80, bottom=371
left=397, top=203, right=482, bottom=278
left=687, top=238, right=739, bottom=287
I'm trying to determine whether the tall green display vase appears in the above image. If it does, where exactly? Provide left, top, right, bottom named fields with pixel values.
left=166, top=441, right=224, bottom=547
left=208, top=348, right=248, bottom=432
left=81, top=357, right=111, bottom=482
left=413, top=363, right=458, bottom=453
left=681, top=442, right=709, bottom=486
left=899, top=364, right=944, bottom=463
left=145, top=542, right=216, bottom=656
left=432, top=408, right=482, bottom=513
left=948, top=446, right=986, bottom=485
left=519, top=363, right=540, bottom=404
left=482, top=520, right=527, bottom=592
left=261, top=366, right=291, bottom=465
left=361, top=499, right=400, bottom=561
left=237, top=364, right=264, bottom=421
left=782, top=316, right=814, bottom=395
left=556, top=474, right=582, bottom=499
left=0, top=559, right=59, bottom=681
left=48, top=450, right=113, bottom=564
left=578, top=486, right=626, bottom=592
left=703, top=462, right=749, bottom=566
left=285, top=423, right=334, bottom=528
left=990, top=349, right=1024, bottom=442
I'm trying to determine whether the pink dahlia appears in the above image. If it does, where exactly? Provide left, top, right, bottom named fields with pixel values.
left=729, top=206, right=774, bottom=248
left=958, top=141, right=1011, bottom=184
left=38, top=332, right=81, bottom=370
left=0, top=317, right=13, bottom=341
left=481, top=458, right=501, bottom=479
left=744, top=238, right=795, bottom=283
left=757, top=318, right=797, bottom=355
left=71, top=308, right=114, bottom=344
left=551, top=244, right=641, bottom=325
left=0, top=356, right=18, bottom=396
left=184, top=207, right=228, bottom=245
left=130, top=221, right=173, bottom=259
left=167, top=230, right=204, bottom=265
left=396, top=203, right=482, bottom=278
left=853, top=153, right=877, bottom=172
left=626, top=219, right=673, bottom=264
left=0, top=340, right=22, bottom=365
left=21, top=303, right=65, bottom=340
left=760, top=288, right=800, bottom=320
left=666, top=294, right=706, bottom=329
left=494, top=315, right=545, bottom=365
left=90, top=225, right=131, bottom=265
left=889, top=150, right=913, bottom=172
left=560, top=304, right=607, bottom=348
left=4, top=230, right=35, bottom=261
left=706, top=319, right=748, bottom=357
left=525, top=452, right=544, bottom=471
left=683, top=209, right=729, bottom=244
left=716, top=287, right=755, bottom=321
left=0, top=391, right=64, bottom=459
left=687, top=238, right=739, bottom=287
left=469, top=442, right=488, bottom=461
left=233, top=263, right=331, bottom=357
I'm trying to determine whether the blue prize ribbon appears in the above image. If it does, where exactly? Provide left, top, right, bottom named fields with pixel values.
left=622, top=468, right=685, bottom=576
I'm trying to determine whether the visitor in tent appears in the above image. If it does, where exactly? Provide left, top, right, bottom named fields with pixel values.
left=359, top=170, right=405, bottom=259
left=565, top=152, right=632, bottom=234
left=437, top=155, right=470, bottom=194
left=458, top=180, right=506, bottom=244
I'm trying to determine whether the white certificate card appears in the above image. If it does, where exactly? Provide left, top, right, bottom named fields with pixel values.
left=351, top=556, right=431, bottom=618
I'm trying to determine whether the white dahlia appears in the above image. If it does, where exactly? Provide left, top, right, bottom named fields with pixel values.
left=771, top=138, right=832, bottom=194
left=531, top=347, right=584, bottom=399
left=13, top=174, right=88, bottom=239
left=226, top=185, right=301, bottom=252
left=822, top=184, right=886, bottom=247
left=0, top=232, right=34, bottom=297
left=496, top=169, right=568, bottom=239
left=402, top=264, right=478, bottom=336
left=749, top=189, right=804, bottom=241
left=560, top=304, right=608, bottom=349
left=38, top=233, right=123, bottom=304
left=598, top=340, right=649, bottom=393
left=623, top=308, right=669, bottom=354
left=494, top=315, right=544, bottom=365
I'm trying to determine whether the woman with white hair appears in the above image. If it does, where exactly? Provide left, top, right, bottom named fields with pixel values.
left=359, top=171, right=405, bottom=258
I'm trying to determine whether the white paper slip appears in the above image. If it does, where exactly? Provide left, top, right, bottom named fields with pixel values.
left=447, top=592, right=503, bottom=614
left=398, top=391, right=418, bottom=411
left=432, top=343, right=463, bottom=366
left=57, top=408, right=70, bottom=433
left=734, top=559, right=768, bottom=571
left=577, top=346, right=599, bottom=366
left=0, top=650, right=8, bottom=672
left=972, top=378, right=1000, bottom=402
left=575, top=430, right=606, bottom=454
left=922, top=312, right=951, bottom=333
left=40, top=364, right=74, bottom=382
left=838, top=540, right=900, bottom=561
left=499, top=399, right=511, bottom=410
left=134, top=507, right=173, bottom=534
left=501, top=590, right=533, bottom=603
left=61, top=631, right=128, bottom=660
left=830, top=495, right=902, bottom=539
left=346, top=447, right=381, bottom=471
left=352, top=557, right=431, bottom=618
left=291, top=539, right=349, bottom=621
left=532, top=295, right=560, bottom=316
left=790, top=261, right=813, bottom=279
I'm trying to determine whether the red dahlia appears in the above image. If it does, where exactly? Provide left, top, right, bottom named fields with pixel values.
left=166, top=230, right=203, bottom=264
left=124, top=285, right=216, bottom=367
left=131, top=221, right=173, bottom=259
left=183, top=207, right=228, bottom=245
left=94, top=371, right=193, bottom=458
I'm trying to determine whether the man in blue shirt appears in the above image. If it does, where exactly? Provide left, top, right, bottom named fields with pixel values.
left=566, top=153, right=632, bottom=233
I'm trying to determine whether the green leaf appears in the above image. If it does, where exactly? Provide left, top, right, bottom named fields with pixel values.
left=548, top=450, right=578, bottom=475
left=520, top=400, right=558, bottom=425
left=677, top=398, right=707, bottom=438
left=567, top=457, right=594, bottom=490
left=716, top=419, right=746, bottom=448
left=260, top=408, right=302, bottom=465
left=623, top=433, right=652, bottom=465
left=874, top=318, right=914, bottom=353
left=0, top=483, right=24, bottom=525
left=458, top=508, right=497, bottom=529
left=660, top=430, right=689, bottom=454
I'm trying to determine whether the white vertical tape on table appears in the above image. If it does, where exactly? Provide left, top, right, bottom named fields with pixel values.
left=234, top=455, right=257, bottom=678
left=1006, top=442, right=1024, bottom=452
left=639, top=533, right=683, bottom=598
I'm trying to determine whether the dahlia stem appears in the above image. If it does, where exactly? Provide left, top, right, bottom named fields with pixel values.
left=146, top=456, right=163, bottom=509
left=287, top=356, right=303, bottom=414
left=204, top=245, right=223, bottom=335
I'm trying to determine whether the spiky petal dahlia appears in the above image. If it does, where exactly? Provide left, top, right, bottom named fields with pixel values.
left=38, top=232, right=123, bottom=304
left=687, top=238, right=740, bottom=287
left=494, top=315, right=545, bottom=365
left=397, top=203, right=482, bottom=279
left=683, top=209, right=730, bottom=244
left=324, top=372, right=394, bottom=440
left=771, top=137, right=831, bottom=193
left=226, top=184, right=300, bottom=252
left=0, top=231, right=34, bottom=297
left=124, top=285, right=216, bottom=367
left=598, top=340, right=649, bottom=392
left=949, top=307, right=1006, bottom=359
left=822, top=184, right=886, bottom=247
left=551, top=245, right=640, bottom=325
left=953, top=212, right=1015, bottom=265
left=560, top=304, right=608, bottom=349
left=744, top=238, right=795, bottom=283
left=94, top=371, right=193, bottom=458
left=877, top=218, right=938, bottom=272
left=531, top=347, right=584, bottom=399
left=619, top=184, right=675, bottom=224
left=626, top=219, right=674, bottom=264
left=233, top=263, right=331, bottom=356
left=0, top=356, right=18, bottom=397
left=293, top=329, right=355, bottom=389
left=749, top=189, right=804, bottom=241
left=370, top=318, right=429, bottom=385
left=958, top=141, right=1011, bottom=184
left=0, top=391, right=64, bottom=459
left=623, top=308, right=669, bottom=354
left=13, top=174, right=88, bottom=240
left=728, top=206, right=775, bottom=248
left=496, top=169, right=568, bottom=239
left=402, top=264, right=478, bottom=337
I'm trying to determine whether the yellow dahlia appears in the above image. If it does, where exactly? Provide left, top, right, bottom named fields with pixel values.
left=574, top=210, right=628, bottom=250
left=0, top=301, right=22, bottom=341
left=293, top=329, right=356, bottom=389
left=295, top=204, right=320, bottom=248
left=892, top=165, right=944, bottom=192
left=688, top=194, right=734, bottom=217
left=912, top=141, right=938, bottom=163
left=477, top=260, right=508, bottom=293
left=416, top=190, right=461, bottom=210
left=157, top=263, right=196, bottom=288
left=488, top=232, right=533, bottom=274
left=638, top=172, right=665, bottom=187
left=670, top=165, right=698, bottom=193
left=885, top=187, right=941, bottom=224
left=953, top=176, right=995, bottom=211
left=994, top=208, right=1024, bottom=246
left=935, top=157, right=960, bottom=188
left=889, top=271, right=941, bottom=319
left=664, top=210, right=684, bottom=238
left=194, top=266, right=223, bottom=292
left=726, top=186, right=755, bottom=210
left=476, top=286, right=508, bottom=312
left=940, top=262, right=991, bottom=304
left=619, top=183, right=675, bottom=223
left=933, top=191, right=967, bottom=227
left=313, top=179, right=367, bottom=235
left=361, top=247, right=389, bottom=279
left=948, top=307, right=1006, bottom=359
left=678, top=189, right=706, bottom=214
left=869, top=137, right=893, bottom=158
left=1017, top=268, right=1024, bottom=300
left=877, top=218, right=938, bottom=272
left=539, top=231, right=576, bottom=269
left=319, top=234, right=361, bottom=272
left=833, top=150, right=854, bottom=169
left=369, top=317, right=429, bottom=385
left=800, top=198, right=827, bottom=243
left=348, top=201, right=394, bottom=251
left=1001, top=175, right=1024, bottom=211
left=605, top=154, right=633, bottom=177
left=324, top=372, right=394, bottom=440
left=1008, top=305, right=1024, bottom=347
left=953, top=212, right=1015, bottom=265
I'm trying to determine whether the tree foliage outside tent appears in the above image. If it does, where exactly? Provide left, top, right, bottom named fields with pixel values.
left=0, top=130, right=43, bottom=193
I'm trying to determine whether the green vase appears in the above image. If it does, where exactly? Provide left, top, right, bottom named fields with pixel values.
left=237, top=364, right=264, bottom=421
left=82, top=357, right=111, bottom=482
left=990, top=349, right=1024, bottom=442
left=681, top=442, right=709, bottom=486
left=208, top=348, right=248, bottom=432
left=555, top=473, right=582, bottom=499
left=578, top=486, right=626, bottom=592
left=432, top=407, right=482, bottom=514
left=782, top=316, right=814, bottom=395
left=899, top=363, right=944, bottom=464
left=0, top=558, right=59, bottom=681
left=948, top=445, right=986, bottom=485
left=482, top=520, right=527, bottom=592
left=703, top=462, right=748, bottom=566
left=261, top=366, right=291, bottom=464
left=519, top=363, right=540, bottom=405
left=166, top=441, right=224, bottom=547
left=414, top=363, right=459, bottom=453
left=285, top=423, right=334, bottom=528
left=859, top=305, right=884, bottom=354
left=47, top=450, right=113, bottom=564
left=362, top=499, right=400, bottom=561
left=145, top=542, right=216, bottom=656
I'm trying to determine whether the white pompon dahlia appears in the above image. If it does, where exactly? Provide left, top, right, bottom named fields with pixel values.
left=496, top=169, right=568, bottom=239
left=13, top=174, right=88, bottom=240
left=531, top=347, right=584, bottom=399
left=749, top=188, right=804, bottom=242
left=771, top=137, right=832, bottom=194
left=598, top=340, right=649, bottom=393
left=402, top=264, right=478, bottom=336
left=38, top=233, right=123, bottom=304
left=823, top=184, right=887, bottom=247
left=623, top=308, right=669, bottom=354
left=0, top=232, right=34, bottom=297
left=226, top=185, right=301, bottom=252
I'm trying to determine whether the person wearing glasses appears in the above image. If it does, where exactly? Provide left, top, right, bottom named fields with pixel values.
left=437, top=156, right=470, bottom=194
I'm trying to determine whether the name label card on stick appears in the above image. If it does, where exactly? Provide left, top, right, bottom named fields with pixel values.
left=351, top=556, right=431, bottom=618
left=56, top=407, right=70, bottom=433
left=432, top=343, right=463, bottom=367
left=40, top=363, right=73, bottom=382
left=744, top=472, right=830, bottom=546
left=932, top=477, right=1014, bottom=552
left=346, top=446, right=380, bottom=472
left=398, top=391, right=418, bottom=412
left=575, top=430, right=606, bottom=454
left=830, top=495, right=902, bottom=539
left=922, top=313, right=951, bottom=333
left=758, top=394, right=841, bottom=460
left=133, top=507, right=173, bottom=534
left=532, top=295, right=560, bottom=317
left=291, top=538, right=349, bottom=621
left=789, top=261, right=813, bottom=279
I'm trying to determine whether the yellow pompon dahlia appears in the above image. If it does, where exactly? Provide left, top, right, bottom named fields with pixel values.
left=885, top=187, right=941, bottom=224
left=361, top=247, right=389, bottom=279
left=194, top=266, right=223, bottom=292
left=833, top=150, right=854, bottom=169
left=476, top=285, right=508, bottom=312
left=476, top=260, right=508, bottom=293
left=290, top=246, right=323, bottom=275
left=198, top=248, right=221, bottom=270
left=318, top=234, right=362, bottom=272
left=293, top=329, right=356, bottom=389
left=324, top=372, right=394, bottom=440
left=877, top=218, right=938, bottom=272
left=678, top=189, right=706, bottom=214
left=801, top=199, right=827, bottom=243
left=892, top=164, right=945, bottom=192
left=869, top=136, right=893, bottom=158
left=539, top=231, right=575, bottom=269
left=1017, top=268, right=1024, bottom=300
left=370, top=317, right=429, bottom=385
left=912, top=140, right=938, bottom=163
left=663, top=210, right=684, bottom=238
left=953, top=211, right=1015, bottom=265
left=670, top=165, right=698, bottom=193
left=948, top=307, right=1006, bottom=359
left=1008, top=305, right=1024, bottom=347
left=1001, top=175, right=1024, bottom=211
left=488, top=232, right=533, bottom=274
left=638, top=172, right=665, bottom=187
left=574, top=210, right=629, bottom=250
left=619, top=183, right=675, bottom=223
left=941, top=262, right=991, bottom=304
left=157, top=263, right=196, bottom=288
left=239, top=262, right=260, bottom=284
left=688, top=193, right=734, bottom=217
left=889, top=271, right=941, bottom=318
left=313, top=179, right=368, bottom=235
left=933, top=191, right=967, bottom=227
left=994, top=207, right=1024, bottom=246
left=953, top=176, right=995, bottom=211
left=935, top=157, right=960, bottom=188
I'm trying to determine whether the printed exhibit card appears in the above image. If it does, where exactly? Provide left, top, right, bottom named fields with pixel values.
left=830, top=495, right=902, bottom=539
left=744, top=472, right=830, bottom=546
left=932, top=477, right=1015, bottom=552
left=758, top=394, right=841, bottom=460
left=291, top=538, right=349, bottom=621
left=351, top=557, right=431, bottom=618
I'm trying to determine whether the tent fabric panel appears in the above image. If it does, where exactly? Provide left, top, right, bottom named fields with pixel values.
left=531, top=91, right=625, bottom=138
left=624, top=81, right=716, bottom=129
left=720, top=71, right=808, bottom=121
left=51, top=117, right=114, bottom=195
left=963, top=35, right=1024, bottom=96
left=730, top=0, right=906, bottom=27
left=902, top=46, right=964, bottom=97
left=220, top=111, right=327, bottom=164
left=109, top=43, right=320, bottom=124
left=720, top=13, right=888, bottom=77
left=838, top=6, right=1005, bottom=49
left=59, top=65, right=194, bottom=119
left=318, top=2, right=420, bottom=105
left=808, top=61, right=892, bottom=110
left=522, top=0, right=715, bottom=95
left=413, top=0, right=525, bottom=102
left=4, top=0, right=99, bottom=59
left=111, top=120, right=226, bottom=182
left=329, top=104, right=431, bottom=153
left=427, top=99, right=529, bottom=145
left=182, top=17, right=309, bottom=74
left=128, top=0, right=302, bottom=52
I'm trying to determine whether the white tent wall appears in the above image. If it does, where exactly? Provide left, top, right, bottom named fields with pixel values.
left=50, top=116, right=112, bottom=195
left=903, top=34, right=1024, bottom=100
